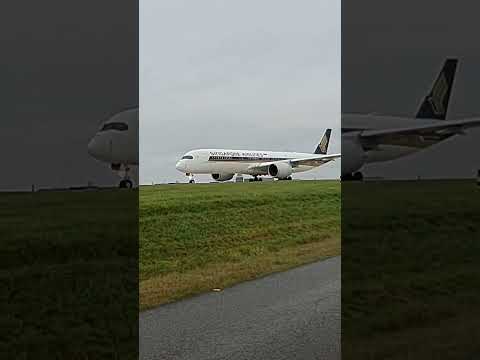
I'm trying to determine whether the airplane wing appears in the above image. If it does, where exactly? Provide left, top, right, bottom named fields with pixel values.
left=358, top=118, right=480, bottom=147
left=248, top=153, right=341, bottom=172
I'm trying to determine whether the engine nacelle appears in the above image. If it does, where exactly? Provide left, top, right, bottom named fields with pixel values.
left=211, top=173, right=234, bottom=182
left=341, top=137, right=366, bottom=175
left=268, top=162, right=293, bottom=179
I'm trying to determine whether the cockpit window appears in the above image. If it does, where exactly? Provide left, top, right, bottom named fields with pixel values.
left=100, top=122, right=128, bottom=131
left=181, top=155, right=193, bottom=160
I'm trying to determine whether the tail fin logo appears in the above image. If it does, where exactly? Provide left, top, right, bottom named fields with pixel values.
left=315, top=129, right=331, bottom=154
left=428, top=72, right=448, bottom=115
left=416, top=58, right=458, bottom=120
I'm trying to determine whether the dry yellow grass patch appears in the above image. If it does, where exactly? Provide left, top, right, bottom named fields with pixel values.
left=140, top=237, right=340, bottom=311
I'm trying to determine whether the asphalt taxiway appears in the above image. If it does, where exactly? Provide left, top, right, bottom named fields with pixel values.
left=140, top=256, right=340, bottom=360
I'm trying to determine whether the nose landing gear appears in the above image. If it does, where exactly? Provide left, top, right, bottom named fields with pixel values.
left=119, top=179, right=133, bottom=188
left=187, top=173, right=195, bottom=184
left=112, top=164, right=134, bottom=188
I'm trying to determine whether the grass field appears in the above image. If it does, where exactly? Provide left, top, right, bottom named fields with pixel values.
left=4, top=179, right=475, bottom=358
left=342, top=180, right=480, bottom=359
left=140, top=180, right=340, bottom=310
left=0, top=190, right=138, bottom=359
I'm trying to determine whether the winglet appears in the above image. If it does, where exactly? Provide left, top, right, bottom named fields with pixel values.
left=416, top=58, right=458, bottom=120
left=314, top=129, right=332, bottom=154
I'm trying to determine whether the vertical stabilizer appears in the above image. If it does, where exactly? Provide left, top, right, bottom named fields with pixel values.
left=314, top=129, right=332, bottom=154
left=415, top=58, right=458, bottom=120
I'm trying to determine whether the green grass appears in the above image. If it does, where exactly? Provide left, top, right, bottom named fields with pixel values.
left=342, top=180, right=480, bottom=359
left=140, top=180, right=340, bottom=309
left=0, top=190, right=138, bottom=359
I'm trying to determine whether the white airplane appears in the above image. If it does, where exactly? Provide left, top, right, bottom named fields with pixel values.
left=88, top=108, right=138, bottom=188
left=342, top=58, right=480, bottom=180
left=175, top=129, right=340, bottom=183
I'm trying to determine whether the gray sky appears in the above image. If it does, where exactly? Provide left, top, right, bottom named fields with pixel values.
left=140, top=0, right=341, bottom=184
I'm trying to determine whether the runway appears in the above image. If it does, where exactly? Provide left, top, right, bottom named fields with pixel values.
left=140, top=256, right=340, bottom=360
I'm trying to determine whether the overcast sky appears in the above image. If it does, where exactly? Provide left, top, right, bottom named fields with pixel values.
left=140, top=0, right=341, bottom=184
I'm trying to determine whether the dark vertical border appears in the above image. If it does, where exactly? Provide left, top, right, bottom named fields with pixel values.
left=342, top=1, right=480, bottom=358
left=0, top=1, right=138, bottom=358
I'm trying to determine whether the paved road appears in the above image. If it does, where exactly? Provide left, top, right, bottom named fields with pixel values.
left=140, top=256, right=340, bottom=360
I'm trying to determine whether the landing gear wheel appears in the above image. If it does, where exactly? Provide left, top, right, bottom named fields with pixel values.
left=116, top=164, right=134, bottom=188
left=353, top=172, right=363, bottom=181
left=119, top=179, right=133, bottom=188
left=189, top=179, right=195, bottom=184
left=287, top=176, right=292, bottom=181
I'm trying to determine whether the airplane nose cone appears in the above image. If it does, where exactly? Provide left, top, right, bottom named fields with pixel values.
left=87, top=138, right=95, bottom=155
left=88, top=137, right=101, bottom=159
left=176, top=160, right=185, bottom=172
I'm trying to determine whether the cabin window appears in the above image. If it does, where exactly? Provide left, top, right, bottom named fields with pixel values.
left=100, top=122, right=128, bottom=131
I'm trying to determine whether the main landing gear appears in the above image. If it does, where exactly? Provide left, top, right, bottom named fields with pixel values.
left=249, top=175, right=293, bottom=182
left=249, top=175, right=263, bottom=182
left=341, top=172, right=363, bottom=181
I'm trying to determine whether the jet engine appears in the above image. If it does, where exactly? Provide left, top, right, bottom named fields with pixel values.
left=268, top=162, right=293, bottom=179
left=341, top=137, right=367, bottom=175
left=211, top=173, right=234, bottom=182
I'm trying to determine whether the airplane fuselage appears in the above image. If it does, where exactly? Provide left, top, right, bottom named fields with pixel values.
left=176, top=149, right=316, bottom=176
